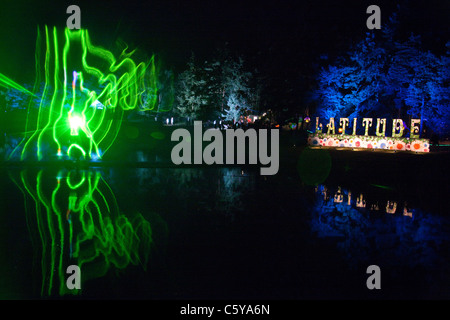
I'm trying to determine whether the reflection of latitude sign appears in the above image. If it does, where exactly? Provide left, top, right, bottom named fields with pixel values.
left=309, top=117, right=430, bottom=152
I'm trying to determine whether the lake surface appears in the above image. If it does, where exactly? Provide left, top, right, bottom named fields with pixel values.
left=1, top=146, right=450, bottom=300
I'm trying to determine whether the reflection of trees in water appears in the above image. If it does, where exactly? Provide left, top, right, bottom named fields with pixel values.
left=169, top=169, right=205, bottom=195
left=216, top=169, right=255, bottom=216
left=311, top=185, right=450, bottom=275
left=110, top=167, right=255, bottom=217
left=9, top=168, right=154, bottom=297
left=165, top=168, right=255, bottom=216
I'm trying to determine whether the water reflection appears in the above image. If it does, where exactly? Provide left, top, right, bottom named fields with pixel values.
left=318, top=185, right=414, bottom=216
left=311, top=184, right=450, bottom=273
left=9, top=168, right=153, bottom=297
left=4, top=166, right=255, bottom=297
left=108, top=167, right=256, bottom=218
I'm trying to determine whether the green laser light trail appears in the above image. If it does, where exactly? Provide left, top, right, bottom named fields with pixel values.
left=0, top=72, right=37, bottom=97
left=5, top=26, right=162, bottom=161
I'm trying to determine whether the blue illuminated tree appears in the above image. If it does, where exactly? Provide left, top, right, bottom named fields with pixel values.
left=386, top=35, right=450, bottom=135
left=311, top=13, right=450, bottom=136
left=312, top=32, right=388, bottom=120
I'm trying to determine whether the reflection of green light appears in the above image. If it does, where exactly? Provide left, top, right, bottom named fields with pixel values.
left=67, top=171, right=86, bottom=189
left=297, top=148, right=332, bottom=186
left=150, top=131, right=165, bottom=140
left=370, top=184, right=394, bottom=190
left=10, top=169, right=153, bottom=297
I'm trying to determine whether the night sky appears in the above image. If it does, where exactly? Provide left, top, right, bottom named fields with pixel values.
left=0, top=0, right=448, bottom=103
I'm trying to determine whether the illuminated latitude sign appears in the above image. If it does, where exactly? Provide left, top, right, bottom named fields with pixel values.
left=308, top=117, right=430, bottom=153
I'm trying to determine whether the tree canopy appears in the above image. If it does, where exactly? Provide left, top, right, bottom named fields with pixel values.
left=310, top=13, right=450, bottom=136
left=174, top=52, right=256, bottom=122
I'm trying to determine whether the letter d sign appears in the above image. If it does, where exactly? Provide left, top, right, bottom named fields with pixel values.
left=66, top=265, right=81, bottom=290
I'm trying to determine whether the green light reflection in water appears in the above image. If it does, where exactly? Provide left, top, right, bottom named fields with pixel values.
left=10, top=168, right=153, bottom=297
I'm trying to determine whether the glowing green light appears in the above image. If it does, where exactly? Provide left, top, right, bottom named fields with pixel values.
left=68, top=114, right=85, bottom=136
left=3, top=25, right=176, bottom=162
left=6, top=26, right=160, bottom=161
left=67, top=144, right=86, bottom=159
left=0, top=72, right=37, bottom=97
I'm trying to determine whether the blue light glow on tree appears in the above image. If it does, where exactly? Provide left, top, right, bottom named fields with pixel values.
left=311, top=13, right=450, bottom=136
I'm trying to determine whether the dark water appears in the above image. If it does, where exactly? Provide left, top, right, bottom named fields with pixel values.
left=1, top=147, right=450, bottom=300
